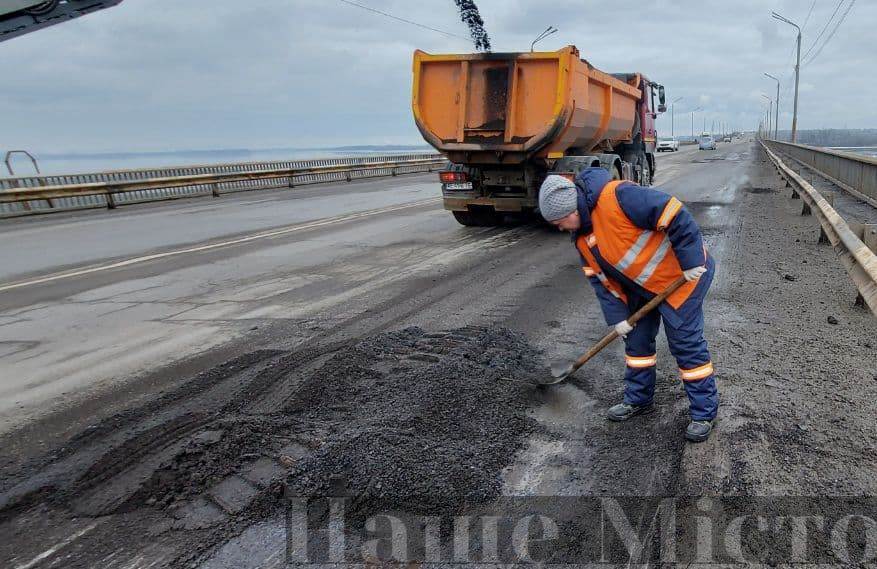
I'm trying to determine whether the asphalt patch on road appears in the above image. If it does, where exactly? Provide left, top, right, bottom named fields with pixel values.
left=283, top=326, right=543, bottom=517
left=120, top=327, right=544, bottom=521
left=0, top=325, right=547, bottom=565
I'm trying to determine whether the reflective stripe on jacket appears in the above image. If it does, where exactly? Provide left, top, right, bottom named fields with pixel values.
left=589, top=180, right=699, bottom=309
left=575, top=234, right=628, bottom=304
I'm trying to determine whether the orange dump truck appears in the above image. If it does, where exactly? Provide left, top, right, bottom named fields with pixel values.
left=412, top=45, right=666, bottom=226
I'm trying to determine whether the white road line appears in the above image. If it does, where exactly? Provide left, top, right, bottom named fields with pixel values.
left=0, top=197, right=440, bottom=293
left=14, top=521, right=100, bottom=569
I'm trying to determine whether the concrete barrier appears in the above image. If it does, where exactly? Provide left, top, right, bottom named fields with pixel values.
left=764, top=140, right=877, bottom=208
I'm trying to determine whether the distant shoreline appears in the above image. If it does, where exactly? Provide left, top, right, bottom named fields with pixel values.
left=3, top=146, right=437, bottom=176
left=829, top=147, right=877, bottom=158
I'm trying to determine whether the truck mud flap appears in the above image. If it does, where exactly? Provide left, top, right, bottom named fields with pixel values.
left=442, top=197, right=536, bottom=212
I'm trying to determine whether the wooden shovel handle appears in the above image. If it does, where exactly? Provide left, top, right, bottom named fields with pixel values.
left=569, top=275, right=689, bottom=373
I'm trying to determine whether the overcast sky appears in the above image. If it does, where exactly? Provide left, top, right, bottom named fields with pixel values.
left=0, top=0, right=872, bottom=153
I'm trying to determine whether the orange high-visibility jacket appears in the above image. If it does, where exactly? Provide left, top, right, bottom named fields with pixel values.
left=573, top=177, right=710, bottom=325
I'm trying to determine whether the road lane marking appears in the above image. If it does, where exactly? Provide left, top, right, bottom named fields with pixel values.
left=0, top=197, right=441, bottom=293
left=14, top=521, right=100, bottom=569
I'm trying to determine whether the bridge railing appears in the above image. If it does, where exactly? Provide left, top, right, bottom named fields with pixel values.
left=761, top=141, right=877, bottom=316
left=763, top=140, right=877, bottom=208
left=0, top=152, right=447, bottom=217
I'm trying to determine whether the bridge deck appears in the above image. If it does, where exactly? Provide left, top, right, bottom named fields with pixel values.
left=1, top=141, right=875, bottom=568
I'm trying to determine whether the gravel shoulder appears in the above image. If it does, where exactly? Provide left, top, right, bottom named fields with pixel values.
left=680, top=144, right=877, bottom=495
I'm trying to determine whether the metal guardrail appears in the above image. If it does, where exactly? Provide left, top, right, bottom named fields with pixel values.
left=763, top=140, right=877, bottom=208
left=761, top=141, right=877, bottom=316
left=0, top=152, right=447, bottom=217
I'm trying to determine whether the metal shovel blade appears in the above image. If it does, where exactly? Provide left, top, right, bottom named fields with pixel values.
left=538, top=276, right=689, bottom=387
left=538, top=361, right=575, bottom=385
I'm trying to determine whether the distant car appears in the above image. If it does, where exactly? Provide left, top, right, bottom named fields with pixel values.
left=723, top=136, right=732, bottom=142
left=657, top=137, right=679, bottom=152
left=699, top=137, right=717, bottom=150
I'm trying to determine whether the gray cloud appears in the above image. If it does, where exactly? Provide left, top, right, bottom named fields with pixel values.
left=0, top=0, right=872, bottom=153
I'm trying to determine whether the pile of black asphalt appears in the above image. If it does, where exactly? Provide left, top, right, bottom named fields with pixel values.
left=0, top=326, right=550, bottom=568
left=282, top=326, right=545, bottom=516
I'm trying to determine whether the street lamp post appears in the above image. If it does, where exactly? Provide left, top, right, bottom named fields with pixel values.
left=530, top=26, right=557, bottom=51
left=762, top=94, right=773, bottom=138
left=764, top=72, right=780, bottom=140
left=772, top=12, right=801, bottom=142
left=671, top=96, right=683, bottom=138
left=691, top=107, right=701, bottom=139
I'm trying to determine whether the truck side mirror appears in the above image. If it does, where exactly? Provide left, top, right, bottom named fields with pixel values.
left=658, top=85, right=666, bottom=106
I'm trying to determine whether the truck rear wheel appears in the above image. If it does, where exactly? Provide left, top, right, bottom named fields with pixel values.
left=611, top=164, right=622, bottom=180
left=640, top=158, right=652, bottom=187
left=628, top=153, right=651, bottom=186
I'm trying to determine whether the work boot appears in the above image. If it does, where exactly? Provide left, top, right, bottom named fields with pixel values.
left=606, top=402, right=653, bottom=422
left=685, top=419, right=714, bottom=442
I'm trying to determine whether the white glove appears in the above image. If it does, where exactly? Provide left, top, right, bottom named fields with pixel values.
left=683, top=266, right=707, bottom=282
left=613, top=320, right=633, bottom=338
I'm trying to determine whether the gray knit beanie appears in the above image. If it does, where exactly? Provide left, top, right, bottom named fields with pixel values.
left=539, top=175, right=578, bottom=221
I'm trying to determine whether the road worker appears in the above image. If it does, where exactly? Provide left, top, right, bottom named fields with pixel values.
left=538, top=167, right=718, bottom=442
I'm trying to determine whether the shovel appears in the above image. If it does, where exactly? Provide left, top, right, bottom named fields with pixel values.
left=541, top=275, right=688, bottom=385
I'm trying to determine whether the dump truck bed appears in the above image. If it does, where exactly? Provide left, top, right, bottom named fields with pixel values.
left=412, top=46, right=643, bottom=165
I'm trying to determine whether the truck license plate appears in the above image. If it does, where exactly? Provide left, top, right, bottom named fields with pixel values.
left=445, top=182, right=473, bottom=190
